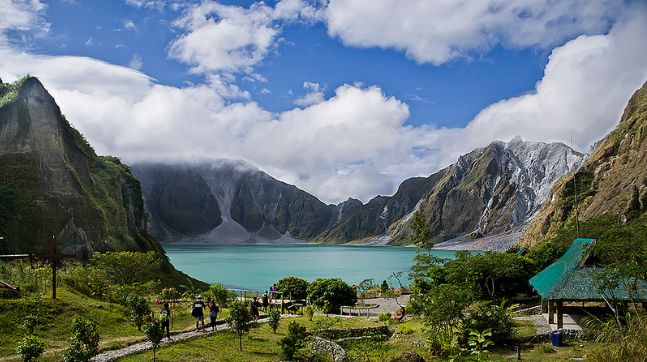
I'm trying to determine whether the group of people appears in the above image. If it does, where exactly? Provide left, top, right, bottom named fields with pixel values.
left=190, top=296, right=220, bottom=332
left=158, top=286, right=282, bottom=339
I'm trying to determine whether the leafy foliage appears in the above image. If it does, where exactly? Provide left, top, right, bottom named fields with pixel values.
left=226, top=301, right=254, bottom=351
left=468, top=328, right=494, bottom=361
left=208, top=283, right=236, bottom=307
left=15, top=335, right=45, bottom=362
left=63, top=316, right=100, bottom=362
left=276, top=276, right=309, bottom=300
left=278, top=321, right=309, bottom=360
left=409, top=211, right=433, bottom=248
left=460, top=302, right=517, bottom=345
left=143, top=320, right=164, bottom=361
left=125, top=294, right=151, bottom=331
left=267, top=308, right=281, bottom=333
left=307, top=278, right=357, bottom=314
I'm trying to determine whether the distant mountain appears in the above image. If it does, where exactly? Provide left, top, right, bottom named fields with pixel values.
left=132, top=162, right=334, bottom=243
left=314, top=137, right=581, bottom=246
left=134, top=137, right=582, bottom=246
left=0, top=77, right=160, bottom=256
left=522, top=81, right=647, bottom=245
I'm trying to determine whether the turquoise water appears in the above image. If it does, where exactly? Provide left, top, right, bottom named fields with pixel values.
left=163, top=243, right=458, bottom=292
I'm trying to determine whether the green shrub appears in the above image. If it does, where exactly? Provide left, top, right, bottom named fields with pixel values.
left=460, top=302, right=517, bottom=345
left=276, top=276, right=309, bottom=300
left=226, top=300, right=254, bottom=351
left=208, top=283, right=236, bottom=307
left=537, top=344, right=557, bottom=354
left=378, top=312, right=392, bottom=323
left=303, top=305, right=315, bottom=321
left=16, top=335, right=45, bottom=362
left=63, top=316, right=100, bottom=362
left=307, top=278, right=357, bottom=314
left=126, top=294, right=151, bottom=331
left=268, top=308, right=281, bottom=333
left=278, top=321, right=309, bottom=360
left=396, top=323, right=414, bottom=335
left=143, top=320, right=164, bottom=361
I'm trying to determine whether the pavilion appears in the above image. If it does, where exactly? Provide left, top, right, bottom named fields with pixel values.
left=529, top=238, right=647, bottom=329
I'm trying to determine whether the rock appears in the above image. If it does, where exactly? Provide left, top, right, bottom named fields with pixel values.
left=390, top=351, right=426, bottom=362
left=309, top=336, right=346, bottom=362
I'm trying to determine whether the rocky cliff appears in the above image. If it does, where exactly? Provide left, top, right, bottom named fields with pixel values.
left=522, top=81, right=647, bottom=245
left=132, top=161, right=334, bottom=243
left=0, top=77, right=160, bottom=256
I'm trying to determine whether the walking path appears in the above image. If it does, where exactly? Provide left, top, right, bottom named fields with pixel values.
left=92, top=315, right=299, bottom=362
left=515, top=315, right=552, bottom=335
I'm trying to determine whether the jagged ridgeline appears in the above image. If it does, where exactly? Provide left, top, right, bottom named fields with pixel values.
left=522, top=80, right=647, bottom=245
left=0, top=76, right=162, bottom=257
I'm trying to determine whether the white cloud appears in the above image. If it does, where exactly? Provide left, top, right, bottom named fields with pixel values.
left=0, top=3, right=645, bottom=205
left=125, top=0, right=165, bottom=11
left=128, top=53, right=143, bottom=70
left=85, top=37, right=93, bottom=46
left=294, top=81, right=325, bottom=107
left=0, top=0, right=48, bottom=44
left=168, top=0, right=319, bottom=74
left=325, top=0, right=625, bottom=64
left=123, top=19, right=138, bottom=32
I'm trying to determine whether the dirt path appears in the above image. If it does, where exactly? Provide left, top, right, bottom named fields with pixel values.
left=92, top=315, right=299, bottom=362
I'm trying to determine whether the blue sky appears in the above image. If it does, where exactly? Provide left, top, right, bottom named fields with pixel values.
left=28, top=0, right=549, bottom=128
left=1, top=0, right=646, bottom=203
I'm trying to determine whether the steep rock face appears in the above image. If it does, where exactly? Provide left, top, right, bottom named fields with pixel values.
left=132, top=161, right=334, bottom=243
left=0, top=77, right=159, bottom=256
left=388, top=137, right=582, bottom=244
left=317, top=173, right=446, bottom=243
left=522, top=81, right=647, bottom=245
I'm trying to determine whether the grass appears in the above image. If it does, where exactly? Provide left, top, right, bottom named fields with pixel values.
left=0, top=287, right=222, bottom=361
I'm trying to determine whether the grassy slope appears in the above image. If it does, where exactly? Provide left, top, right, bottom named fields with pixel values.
left=0, top=287, right=223, bottom=361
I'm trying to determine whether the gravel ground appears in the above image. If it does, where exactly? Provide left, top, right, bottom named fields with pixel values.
left=341, top=295, right=411, bottom=317
left=91, top=315, right=300, bottom=362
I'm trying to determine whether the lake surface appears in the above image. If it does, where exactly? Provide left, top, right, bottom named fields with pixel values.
left=163, top=243, right=459, bottom=292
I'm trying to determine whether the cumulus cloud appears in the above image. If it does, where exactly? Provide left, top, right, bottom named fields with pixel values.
left=168, top=0, right=319, bottom=74
left=294, top=81, right=325, bottom=107
left=125, top=0, right=166, bottom=11
left=0, top=0, right=48, bottom=44
left=325, top=0, right=625, bottom=64
left=0, top=2, right=645, bottom=204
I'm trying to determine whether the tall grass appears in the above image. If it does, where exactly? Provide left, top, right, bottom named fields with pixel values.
left=582, top=312, right=647, bottom=362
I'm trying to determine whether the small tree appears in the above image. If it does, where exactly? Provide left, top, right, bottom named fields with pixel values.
left=410, top=211, right=433, bottom=250
left=226, top=300, right=253, bottom=351
left=278, top=321, right=309, bottom=360
left=307, top=278, right=357, bottom=314
left=468, top=328, right=494, bottom=361
left=276, top=276, right=309, bottom=300
left=63, top=316, right=100, bottom=362
left=143, top=320, right=164, bottom=362
left=268, top=308, right=281, bottom=333
left=126, top=293, right=151, bottom=331
left=209, top=283, right=237, bottom=307
left=16, top=335, right=45, bottom=362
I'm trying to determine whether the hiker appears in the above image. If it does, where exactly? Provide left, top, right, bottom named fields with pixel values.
left=208, top=300, right=219, bottom=331
left=160, top=303, right=171, bottom=339
left=261, top=291, right=269, bottom=311
left=191, top=296, right=206, bottom=330
left=250, top=297, right=260, bottom=321
left=270, top=284, right=277, bottom=301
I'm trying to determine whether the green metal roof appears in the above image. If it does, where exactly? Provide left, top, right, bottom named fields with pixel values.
left=530, top=238, right=647, bottom=301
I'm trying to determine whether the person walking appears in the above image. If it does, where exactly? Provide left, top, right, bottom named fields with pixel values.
left=250, top=297, right=260, bottom=321
left=261, top=291, right=269, bottom=312
left=160, top=303, right=171, bottom=339
left=208, top=300, right=219, bottom=331
left=191, top=296, right=206, bottom=330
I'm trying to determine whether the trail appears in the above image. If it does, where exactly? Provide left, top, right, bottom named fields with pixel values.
left=92, top=315, right=299, bottom=362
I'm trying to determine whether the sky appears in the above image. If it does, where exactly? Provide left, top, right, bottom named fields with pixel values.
left=1, top=0, right=646, bottom=204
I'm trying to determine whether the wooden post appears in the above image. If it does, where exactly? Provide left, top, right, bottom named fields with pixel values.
left=548, top=300, right=554, bottom=324
left=556, top=301, right=563, bottom=329
left=541, top=299, right=547, bottom=313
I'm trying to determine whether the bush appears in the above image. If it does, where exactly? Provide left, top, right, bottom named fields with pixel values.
left=460, top=302, right=517, bottom=345
left=276, top=276, right=309, bottom=300
left=378, top=312, right=392, bottom=324
left=16, top=335, right=45, bottom=362
left=126, top=294, right=151, bottom=331
left=226, top=301, right=254, bottom=351
left=143, top=320, right=164, bottom=361
left=278, top=321, right=309, bottom=360
left=396, top=324, right=415, bottom=335
left=303, top=305, right=315, bottom=321
left=268, top=308, right=281, bottom=333
left=208, top=283, right=237, bottom=307
left=307, top=278, right=357, bottom=314
left=63, top=316, right=100, bottom=362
